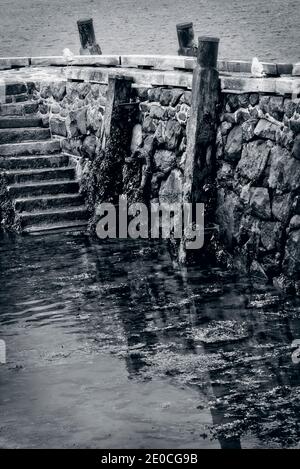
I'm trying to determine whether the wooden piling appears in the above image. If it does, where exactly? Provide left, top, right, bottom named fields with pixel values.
left=98, top=74, right=135, bottom=203
left=179, top=36, right=220, bottom=263
left=176, top=23, right=197, bottom=57
left=77, top=18, right=102, bottom=55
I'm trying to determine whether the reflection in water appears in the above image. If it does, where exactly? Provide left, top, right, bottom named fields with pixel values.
left=0, top=232, right=300, bottom=448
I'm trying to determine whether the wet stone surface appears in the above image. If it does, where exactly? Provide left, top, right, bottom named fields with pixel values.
left=0, top=233, right=300, bottom=448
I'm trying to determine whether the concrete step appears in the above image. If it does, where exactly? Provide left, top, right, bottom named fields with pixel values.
left=0, top=116, right=44, bottom=129
left=19, top=206, right=89, bottom=228
left=0, top=102, right=38, bottom=117
left=0, top=154, right=69, bottom=170
left=0, top=140, right=61, bottom=156
left=0, top=127, right=51, bottom=144
left=15, top=193, right=85, bottom=212
left=8, top=180, right=79, bottom=198
left=23, top=219, right=88, bottom=234
left=4, top=167, right=76, bottom=184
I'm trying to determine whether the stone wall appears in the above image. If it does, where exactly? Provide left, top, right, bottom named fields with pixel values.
left=1, top=57, right=300, bottom=292
left=215, top=92, right=300, bottom=292
left=29, top=77, right=190, bottom=209
left=31, top=79, right=107, bottom=160
left=124, top=86, right=191, bottom=204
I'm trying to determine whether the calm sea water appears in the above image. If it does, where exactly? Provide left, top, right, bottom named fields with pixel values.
left=0, top=0, right=299, bottom=62
left=1, top=232, right=300, bottom=448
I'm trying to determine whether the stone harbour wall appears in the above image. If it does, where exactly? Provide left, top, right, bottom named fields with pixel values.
left=32, top=79, right=107, bottom=160
left=1, top=53, right=300, bottom=292
left=124, top=86, right=191, bottom=204
left=215, top=92, right=300, bottom=292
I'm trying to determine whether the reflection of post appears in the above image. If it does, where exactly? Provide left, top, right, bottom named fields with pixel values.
left=176, top=23, right=197, bottom=57
left=77, top=18, right=102, bottom=55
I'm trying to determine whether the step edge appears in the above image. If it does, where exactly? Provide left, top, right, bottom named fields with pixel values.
left=3, top=167, right=75, bottom=175
left=8, top=179, right=79, bottom=189
left=15, top=193, right=82, bottom=202
left=19, top=206, right=88, bottom=217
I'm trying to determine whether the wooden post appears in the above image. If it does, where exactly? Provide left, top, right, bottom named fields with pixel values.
left=176, top=22, right=197, bottom=57
left=179, top=36, right=220, bottom=263
left=97, top=74, right=135, bottom=203
left=77, top=18, right=102, bottom=55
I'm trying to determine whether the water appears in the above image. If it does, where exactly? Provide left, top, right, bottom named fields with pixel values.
left=0, top=232, right=300, bottom=448
left=0, top=0, right=299, bottom=62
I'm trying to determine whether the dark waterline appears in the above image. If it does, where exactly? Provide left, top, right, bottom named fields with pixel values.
left=0, top=232, right=300, bottom=448
left=0, top=0, right=299, bottom=62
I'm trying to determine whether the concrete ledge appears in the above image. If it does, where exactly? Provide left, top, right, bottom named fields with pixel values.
left=31, top=55, right=120, bottom=67
left=221, top=75, right=300, bottom=95
left=120, top=54, right=196, bottom=70
left=217, top=60, right=278, bottom=76
left=0, top=57, right=30, bottom=70
left=65, top=66, right=193, bottom=89
left=277, top=63, right=294, bottom=75
left=0, top=55, right=297, bottom=77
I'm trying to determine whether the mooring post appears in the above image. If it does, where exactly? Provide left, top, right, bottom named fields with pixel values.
left=77, top=18, right=102, bottom=55
left=176, top=22, right=197, bottom=57
left=97, top=74, right=135, bottom=203
left=179, top=36, right=220, bottom=263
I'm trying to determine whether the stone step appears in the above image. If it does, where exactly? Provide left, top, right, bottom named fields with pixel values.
left=3, top=167, right=76, bottom=184
left=8, top=180, right=79, bottom=198
left=0, top=127, right=51, bottom=144
left=0, top=102, right=38, bottom=117
left=15, top=193, right=84, bottom=212
left=0, top=116, right=44, bottom=129
left=23, top=219, right=88, bottom=235
left=19, top=206, right=89, bottom=228
left=0, top=154, right=69, bottom=170
left=5, top=94, right=30, bottom=104
left=5, top=82, right=28, bottom=96
left=0, top=140, right=61, bottom=156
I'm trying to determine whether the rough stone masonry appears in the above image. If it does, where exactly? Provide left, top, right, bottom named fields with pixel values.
left=0, top=55, right=300, bottom=293
left=215, top=92, right=300, bottom=293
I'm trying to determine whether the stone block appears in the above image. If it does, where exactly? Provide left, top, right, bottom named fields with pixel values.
left=130, top=124, right=143, bottom=153
left=283, top=229, right=300, bottom=276
left=142, top=115, right=157, bottom=133
left=260, top=221, right=282, bottom=250
left=159, top=169, right=183, bottom=203
left=154, top=149, right=176, bottom=171
left=150, top=104, right=167, bottom=120
left=237, top=140, right=271, bottom=181
left=242, top=119, right=257, bottom=141
left=49, top=116, right=67, bottom=137
left=224, top=125, right=243, bottom=162
left=82, top=135, right=97, bottom=158
left=268, top=145, right=300, bottom=192
left=292, top=134, right=300, bottom=160
left=272, top=193, right=293, bottom=223
left=289, top=215, right=300, bottom=230
left=254, top=119, right=278, bottom=141
left=250, top=187, right=271, bottom=220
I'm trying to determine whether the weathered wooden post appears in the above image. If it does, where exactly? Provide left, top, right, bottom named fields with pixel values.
left=77, top=18, right=102, bottom=55
left=176, top=22, right=197, bottom=57
left=97, top=74, right=136, bottom=203
left=179, top=36, right=220, bottom=263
